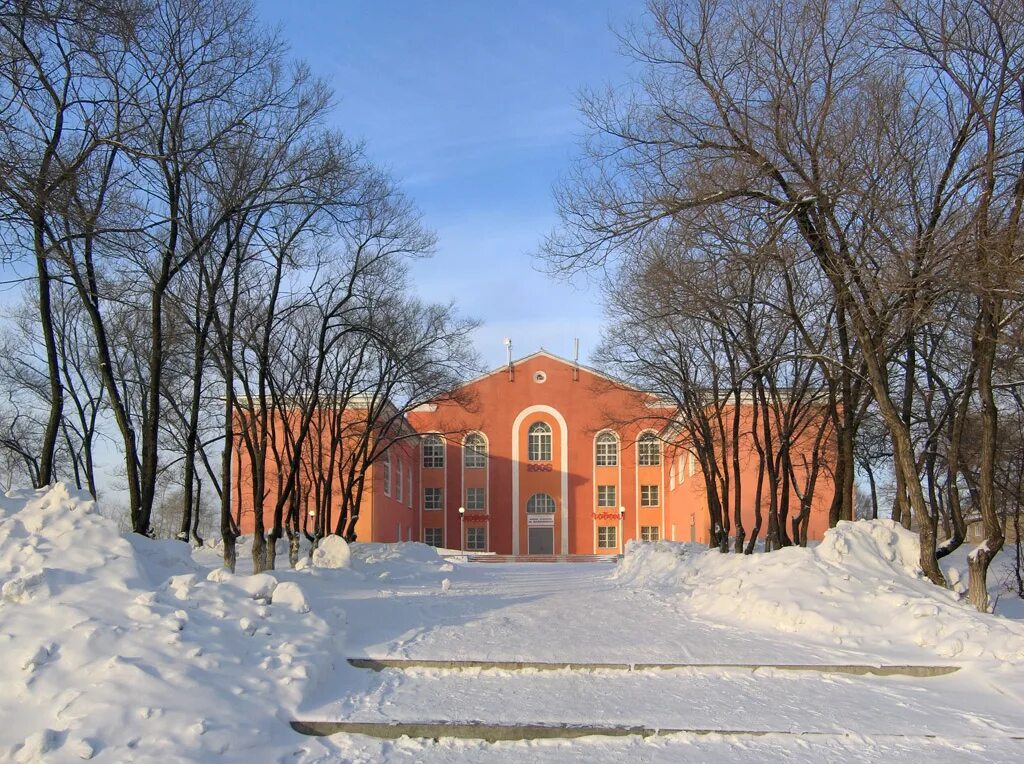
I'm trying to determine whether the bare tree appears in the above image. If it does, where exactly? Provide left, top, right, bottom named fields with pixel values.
left=544, top=0, right=1023, bottom=606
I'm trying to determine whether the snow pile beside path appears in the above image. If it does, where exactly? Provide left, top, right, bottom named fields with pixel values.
left=311, top=534, right=351, bottom=569
left=616, top=519, right=1024, bottom=661
left=0, top=484, right=337, bottom=763
left=614, top=539, right=705, bottom=588
left=350, top=541, right=453, bottom=584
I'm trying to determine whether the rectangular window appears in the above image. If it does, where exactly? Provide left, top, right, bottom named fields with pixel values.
left=396, top=461, right=403, bottom=503
left=641, top=484, right=660, bottom=507
left=424, top=528, right=443, bottom=547
left=466, top=527, right=486, bottom=551
left=465, top=487, right=485, bottom=510
left=383, top=455, right=391, bottom=496
left=407, top=471, right=413, bottom=507
left=597, top=525, right=617, bottom=549
left=597, top=484, right=617, bottom=507
left=424, top=487, right=443, bottom=510
left=641, top=525, right=661, bottom=542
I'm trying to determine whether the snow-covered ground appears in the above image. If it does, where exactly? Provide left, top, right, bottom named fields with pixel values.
left=2, top=485, right=1023, bottom=762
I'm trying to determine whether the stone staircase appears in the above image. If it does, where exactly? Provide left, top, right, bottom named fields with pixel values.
left=462, top=553, right=619, bottom=563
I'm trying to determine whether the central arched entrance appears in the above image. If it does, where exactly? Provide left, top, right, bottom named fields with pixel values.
left=511, top=405, right=569, bottom=555
left=526, top=492, right=556, bottom=554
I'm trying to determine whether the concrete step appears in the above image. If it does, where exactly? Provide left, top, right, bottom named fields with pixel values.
left=463, top=554, right=618, bottom=563
left=289, top=719, right=1024, bottom=742
left=346, top=657, right=960, bottom=677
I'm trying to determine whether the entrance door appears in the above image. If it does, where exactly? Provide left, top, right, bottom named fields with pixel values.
left=528, top=527, right=554, bottom=554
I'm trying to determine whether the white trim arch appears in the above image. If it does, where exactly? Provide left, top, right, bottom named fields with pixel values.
left=512, top=405, right=570, bottom=554
left=418, top=431, right=447, bottom=545
left=460, top=430, right=490, bottom=551
left=635, top=428, right=662, bottom=543
left=462, top=431, right=488, bottom=469
left=636, top=429, right=662, bottom=466
left=592, top=429, right=622, bottom=554
left=594, top=429, right=620, bottom=467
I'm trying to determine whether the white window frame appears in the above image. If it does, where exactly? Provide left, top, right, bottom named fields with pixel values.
left=383, top=454, right=391, bottom=496
left=641, top=484, right=660, bottom=507
left=595, top=431, right=618, bottom=466
left=526, top=492, right=556, bottom=514
left=396, top=460, right=403, bottom=503
left=641, top=525, right=661, bottom=542
left=466, top=526, right=486, bottom=551
left=638, top=433, right=661, bottom=466
left=466, top=486, right=485, bottom=510
left=423, top=434, right=445, bottom=469
left=424, top=487, right=443, bottom=511
left=527, top=422, right=552, bottom=462
left=463, top=432, right=487, bottom=469
left=597, top=484, right=616, bottom=507
left=597, top=525, right=617, bottom=549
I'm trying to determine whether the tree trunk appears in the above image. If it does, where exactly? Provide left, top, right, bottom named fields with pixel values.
left=967, top=303, right=1004, bottom=611
left=35, top=249, right=64, bottom=487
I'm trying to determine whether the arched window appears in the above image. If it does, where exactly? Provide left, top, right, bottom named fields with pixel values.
left=638, top=432, right=661, bottom=466
left=595, top=431, right=618, bottom=466
left=526, top=493, right=556, bottom=513
left=422, top=434, right=444, bottom=469
left=527, top=421, right=552, bottom=461
left=464, top=432, right=487, bottom=469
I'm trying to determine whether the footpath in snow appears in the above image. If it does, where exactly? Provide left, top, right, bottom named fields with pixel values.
left=2, top=484, right=1023, bottom=763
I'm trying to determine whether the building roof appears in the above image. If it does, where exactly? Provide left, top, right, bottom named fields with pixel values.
left=449, top=349, right=672, bottom=403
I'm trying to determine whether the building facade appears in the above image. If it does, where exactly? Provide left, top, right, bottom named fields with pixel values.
left=236, top=350, right=836, bottom=552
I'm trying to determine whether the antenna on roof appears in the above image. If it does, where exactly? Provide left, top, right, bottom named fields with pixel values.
left=573, top=338, right=580, bottom=381
left=503, top=337, right=514, bottom=382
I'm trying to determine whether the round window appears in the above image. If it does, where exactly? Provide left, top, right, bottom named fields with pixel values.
left=533, top=370, right=547, bottom=383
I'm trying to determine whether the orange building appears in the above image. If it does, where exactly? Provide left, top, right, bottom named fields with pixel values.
left=236, top=350, right=836, bottom=552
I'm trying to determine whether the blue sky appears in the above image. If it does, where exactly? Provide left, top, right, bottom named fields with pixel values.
left=254, top=0, right=647, bottom=370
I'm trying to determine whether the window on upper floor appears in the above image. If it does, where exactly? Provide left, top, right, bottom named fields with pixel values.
left=423, top=434, right=444, bottom=469
left=464, top=433, right=487, bottom=469
left=424, top=487, right=443, bottom=510
left=528, top=421, right=552, bottom=461
left=383, top=454, right=391, bottom=496
left=396, top=460, right=403, bottom=503
left=641, top=484, right=660, bottom=507
left=466, top=487, right=485, bottom=510
left=597, top=484, right=617, bottom=507
left=595, top=432, right=618, bottom=466
left=638, top=432, right=661, bottom=466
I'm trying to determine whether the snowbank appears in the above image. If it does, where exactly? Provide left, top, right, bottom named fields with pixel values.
left=0, top=484, right=337, bottom=762
left=311, top=534, right=351, bottom=569
left=615, top=519, right=1024, bottom=661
